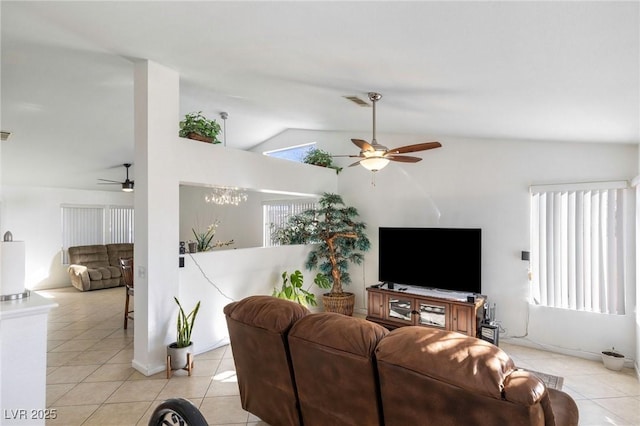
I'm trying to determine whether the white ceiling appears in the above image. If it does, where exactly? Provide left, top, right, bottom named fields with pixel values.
left=1, top=1, right=638, bottom=191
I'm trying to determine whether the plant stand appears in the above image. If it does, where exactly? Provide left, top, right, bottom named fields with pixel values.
left=166, top=352, right=194, bottom=379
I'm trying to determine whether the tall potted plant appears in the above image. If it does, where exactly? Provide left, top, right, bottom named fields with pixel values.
left=167, top=297, right=201, bottom=374
left=272, top=193, right=370, bottom=315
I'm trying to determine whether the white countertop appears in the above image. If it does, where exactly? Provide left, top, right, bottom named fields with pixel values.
left=0, top=292, right=58, bottom=320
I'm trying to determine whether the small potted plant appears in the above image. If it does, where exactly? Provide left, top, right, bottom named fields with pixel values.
left=272, top=270, right=331, bottom=307
left=601, top=347, right=625, bottom=371
left=167, top=297, right=201, bottom=375
left=179, top=111, right=222, bottom=144
left=191, top=221, right=234, bottom=252
left=303, top=148, right=342, bottom=174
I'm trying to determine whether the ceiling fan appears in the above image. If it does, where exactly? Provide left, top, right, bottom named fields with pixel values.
left=336, top=92, right=442, bottom=172
left=98, top=163, right=134, bottom=192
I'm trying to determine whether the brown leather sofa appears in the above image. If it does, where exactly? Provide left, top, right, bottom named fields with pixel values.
left=67, top=243, right=133, bottom=291
left=224, top=296, right=579, bottom=426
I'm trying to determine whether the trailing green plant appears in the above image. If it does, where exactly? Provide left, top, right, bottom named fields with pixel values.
left=272, top=270, right=331, bottom=307
left=272, top=193, right=370, bottom=295
left=174, top=297, right=201, bottom=348
left=179, top=111, right=222, bottom=143
left=303, top=148, right=342, bottom=174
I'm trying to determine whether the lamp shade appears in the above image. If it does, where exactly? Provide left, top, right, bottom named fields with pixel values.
left=360, top=156, right=390, bottom=172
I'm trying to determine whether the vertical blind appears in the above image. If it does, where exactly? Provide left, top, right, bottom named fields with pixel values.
left=530, top=182, right=626, bottom=314
left=109, top=206, right=135, bottom=243
left=61, top=205, right=134, bottom=264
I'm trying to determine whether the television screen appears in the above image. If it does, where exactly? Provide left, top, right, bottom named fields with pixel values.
left=378, top=227, right=481, bottom=294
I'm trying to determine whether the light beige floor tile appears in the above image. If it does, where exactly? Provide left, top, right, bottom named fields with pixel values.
left=84, top=363, right=135, bottom=382
left=46, top=364, right=100, bottom=384
left=128, top=369, right=169, bottom=381
left=47, top=339, right=68, bottom=351
left=74, top=327, right=120, bottom=340
left=592, top=396, right=640, bottom=425
left=83, top=401, right=152, bottom=426
left=106, top=379, right=168, bottom=403
left=66, top=349, right=120, bottom=366
left=51, top=338, right=101, bottom=352
left=196, top=345, right=227, bottom=360
left=189, top=358, right=221, bottom=377
left=88, top=337, right=132, bottom=352
left=107, top=347, right=134, bottom=364
left=564, top=374, right=627, bottom=399
left=45, top=404, right=99, bottom=426
left=46, top=328, right=89, bottom=341
left=199, top=395, right=249, bottom=425
left=55, top=381, right=123, bottom=406
left=47, top=351, right=81, bottom=367
left=46, top=383, right=76, bottom=407
left=574, top=399, right=629, bottom=426
left=157, top=376, right=214, bottom=400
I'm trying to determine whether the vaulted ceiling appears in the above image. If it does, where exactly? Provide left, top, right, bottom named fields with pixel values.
left=2, top=1, right=638, bottom=190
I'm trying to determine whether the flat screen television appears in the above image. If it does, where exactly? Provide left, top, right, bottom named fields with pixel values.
left=378, top=227, right=482, bottom=294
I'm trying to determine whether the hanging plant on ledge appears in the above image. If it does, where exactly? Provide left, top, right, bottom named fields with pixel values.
left=179, top=111, right=222, bottom=144
left=303, top=148, right=342, bottom=174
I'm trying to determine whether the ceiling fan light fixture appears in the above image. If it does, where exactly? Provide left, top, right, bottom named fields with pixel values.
left=121, top=181, right=134, bottom=192
left=360, top=156, right=390, bottom=172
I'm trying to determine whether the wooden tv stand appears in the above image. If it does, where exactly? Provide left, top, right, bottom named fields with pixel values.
left=366, top=284, right=486, bottom=338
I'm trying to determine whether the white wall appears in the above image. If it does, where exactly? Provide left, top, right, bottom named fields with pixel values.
left=0, top=185, right=133, bottom=290
left=178, top=244, right=318, bottom=354
left=254, top=129, right=638, bottom=363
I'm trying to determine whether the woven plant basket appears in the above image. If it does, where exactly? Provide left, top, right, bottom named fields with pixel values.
left=322, top=292, right=355, bottom=316
left=187, top=133, right=214, bottom=143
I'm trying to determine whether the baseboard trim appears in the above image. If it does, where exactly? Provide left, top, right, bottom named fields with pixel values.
left=132, top=359, right=166, bottom=377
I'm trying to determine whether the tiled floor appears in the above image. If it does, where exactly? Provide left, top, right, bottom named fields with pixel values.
left=41, top=287, right=639, bottom=425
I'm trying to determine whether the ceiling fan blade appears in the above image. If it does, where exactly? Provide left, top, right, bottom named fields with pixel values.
left=386, top=155, right=423, bottom=163
left=97, top=179, right=122, bottom=184
left=332, top=154, right=363, bottom=158
left=351, top=139, right=374, bottom=152
left=387, top=141, right=442, bottom=154
left=348, top=159, right=363, bottom=167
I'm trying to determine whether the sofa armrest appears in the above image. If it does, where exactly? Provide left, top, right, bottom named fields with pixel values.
left=502, top=370, right=546, bottom=405
left=68, top=264, right=90, bottom=291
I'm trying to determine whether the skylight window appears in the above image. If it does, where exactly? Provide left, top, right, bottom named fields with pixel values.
left=264, top=142, right=316, bottom=163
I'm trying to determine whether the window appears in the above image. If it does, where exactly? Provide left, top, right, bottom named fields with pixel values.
left=529, top=181, right=628, bottom=314
left=264, top=142, right=316, bottom=162
left=61, top=205, right=134, bottom=263
left=263, top=199, right=318, bottom=247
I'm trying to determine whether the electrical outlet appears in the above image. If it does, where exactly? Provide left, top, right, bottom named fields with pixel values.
left=137, top=266, right=146, bottom=279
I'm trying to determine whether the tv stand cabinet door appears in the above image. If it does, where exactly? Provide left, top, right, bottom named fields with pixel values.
left=367, top=290, right=385, bottom=319
left=451, top=304, right=474, bottom=336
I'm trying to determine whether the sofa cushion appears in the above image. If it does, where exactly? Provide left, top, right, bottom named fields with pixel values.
left=376, top=326, right=515, bottom=399
left=288, top=312, right=389, bottom=426
left=224, top=296, right=310, bottom=426
left=68, top=245, right=110, bottom=269
left=106, top=243, right=133, bottom=268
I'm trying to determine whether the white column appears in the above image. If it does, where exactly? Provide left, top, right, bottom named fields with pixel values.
left=132, top=60, right=181, bottom=375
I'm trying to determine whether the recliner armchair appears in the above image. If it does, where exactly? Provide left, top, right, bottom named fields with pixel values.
left=67, top=243, right=133, bottom=291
